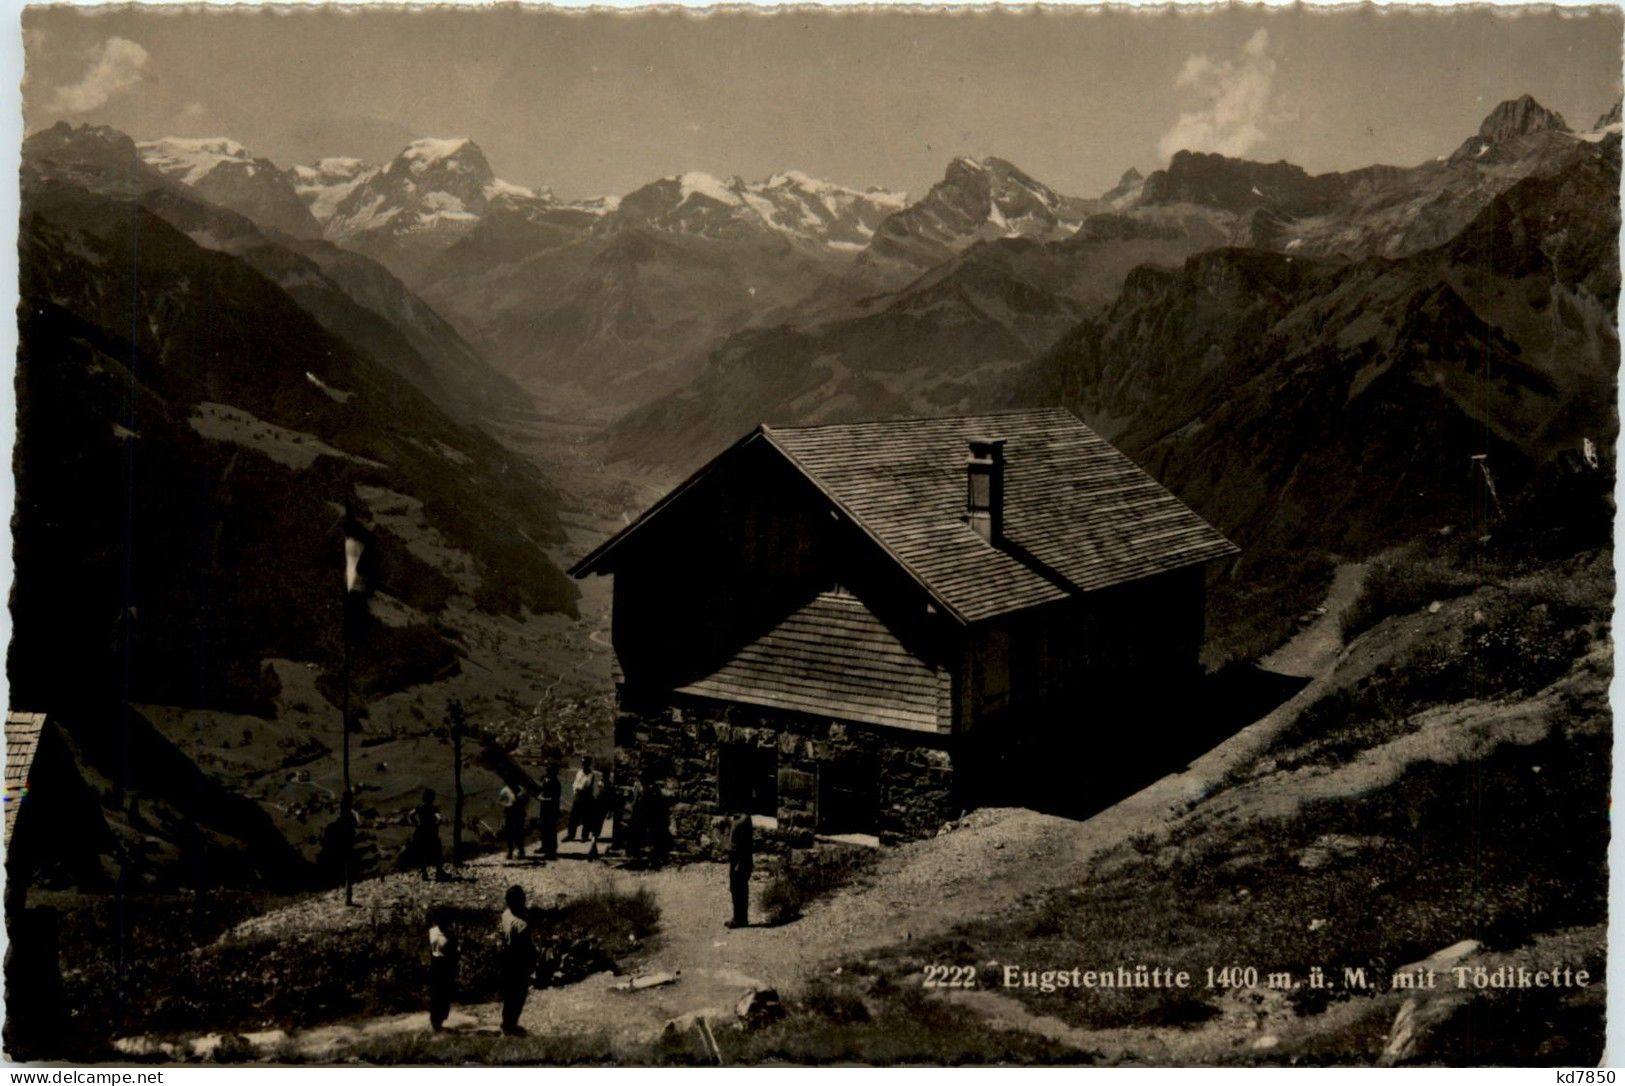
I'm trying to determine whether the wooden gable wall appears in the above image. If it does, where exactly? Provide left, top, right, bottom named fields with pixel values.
left=610, top=440, right=955, bottom=719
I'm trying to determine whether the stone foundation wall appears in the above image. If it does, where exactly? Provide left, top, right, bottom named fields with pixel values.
left=613, top=691, right=961, bottom=857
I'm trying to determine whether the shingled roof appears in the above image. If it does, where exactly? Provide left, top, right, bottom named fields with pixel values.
left=677, top=592, right=949, bottom=732
left=573, top=408, right=1238, bottom=623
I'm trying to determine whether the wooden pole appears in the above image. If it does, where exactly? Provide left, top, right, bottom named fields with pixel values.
left=341, top=594, right=353, bottom=906
left=450, top=700, right=465, bottom=865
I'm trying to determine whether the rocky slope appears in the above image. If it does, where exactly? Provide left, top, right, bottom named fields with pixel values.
left=1138, top=94, right=1610, bottom=258
left=31, top=124, right=524, bottom=420
left=605, top=94, right=1616, bottom=475
left=16, top=180, right=580, bottom=710
left=15, top=127, right=588, bottom=881
left=419, top=222, right=836, bottom=400
left=1010, top=134, right=1619, bottom=584
left=348, top=154, right=903, bottom=395
left=857, top=155, right=1094, bottom=281
left=603, top=207, right=1230, bottom=467
left=137, top=135, right=323, bottom=239
left=310, top=137, right=551, bottom=278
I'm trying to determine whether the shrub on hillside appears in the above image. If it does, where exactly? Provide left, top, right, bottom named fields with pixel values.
left=1341, top=551, right=1484, bottom=639
left=1279, top=556, right=1609, bottom=767
left=759, top=845, right=876, bottom=926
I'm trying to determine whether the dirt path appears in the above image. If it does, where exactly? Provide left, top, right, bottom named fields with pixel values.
left=154, top=565, right=1370, bottom=1060
left=1260, top=563, right=1366, bottom=678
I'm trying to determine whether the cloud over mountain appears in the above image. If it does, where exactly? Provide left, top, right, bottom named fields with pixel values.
left=1158, top=29, right=1276, bottom=161
left=46, top=36, right=148, bottom=114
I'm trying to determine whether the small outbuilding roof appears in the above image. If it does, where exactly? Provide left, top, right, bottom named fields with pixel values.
left=5, top=712, right=47, bottom=846
left=572, top=408, right=1238, bottom=624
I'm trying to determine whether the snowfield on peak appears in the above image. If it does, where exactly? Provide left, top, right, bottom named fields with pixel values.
left=294, top=157, right=375, bottom=183
left=613, top=167, right=904, bottom=250
left=401, top=137, right=477, bottom=170
left=569, top=194, right=620, bottom=215
left=677, top=171, right=744, bottom=206
left=484, top=177, right=538, bottom=201
left=295, top=158, right=381, bottom=224
left=763, top=169, right=908, bottom=208
left=137, top=136, right=255, bottom=185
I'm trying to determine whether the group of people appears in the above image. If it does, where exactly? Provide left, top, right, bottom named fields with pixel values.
left=495, top=756, right=673, bottom=868
left=425, top=884, right=537, bottom=1036
left=495, top=767, right=563, bottom=863
left=375, top=754, right=674, bottom=884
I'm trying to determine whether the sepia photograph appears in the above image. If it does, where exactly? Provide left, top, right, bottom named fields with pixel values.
left=3, top=0, right=1620, bottom=1067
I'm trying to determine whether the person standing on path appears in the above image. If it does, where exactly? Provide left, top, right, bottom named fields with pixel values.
left=725, top=811, right=754, bottom=928
left=646, top=779, right=672, bottom=870
left=586, top=767, right=609, bottom=861
left=624, top=775, right=647, bottom=863
left=565, top=756, right=594, bottom=842
left=498, top=885, right=536, bottom=1036
left=410, top=789, right=446, bottom=881
left=320, top=789, right=362, bottom=887
left=426, top=906, right=459, bottom=1032
left=498, top=784, right=527, bottom=860
left=537, top=764, right=561, bottom=861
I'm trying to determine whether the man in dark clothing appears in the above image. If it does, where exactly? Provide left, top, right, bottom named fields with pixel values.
left=499, top=784, right=527, bottom=860
left=498, top=885, right=535, bottom=1035
left=537, top=766, right=562, bottom=861
left=725, top=811, right=754, bottom=928
left=319, top=789, right=361, bottom=887
left=644, top=780, right=672, bottom=871
left=565, top=756, right=594, bottom=841
left=586, top=768, right=610, bottom=861
left=426, top=906, right=459, bottom=1031
left=624, top=777, right=647, bottom=862
left=410, top=789, right=446, bottom=881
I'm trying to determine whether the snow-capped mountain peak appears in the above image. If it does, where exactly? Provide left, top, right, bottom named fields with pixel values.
left=860, top=154, right=1088, bottom=272
left=1477, top=94, right=1570, bottom=143
left=400, top=137, right=478, bottom=173
left=319, top=137, right=535, bottom=250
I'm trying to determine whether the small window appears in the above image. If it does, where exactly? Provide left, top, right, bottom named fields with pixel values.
left=719, top=744, right=778, bottom=817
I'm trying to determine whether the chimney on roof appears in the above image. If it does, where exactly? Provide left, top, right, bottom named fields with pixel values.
left=966, top=438, right=1006, bottom=544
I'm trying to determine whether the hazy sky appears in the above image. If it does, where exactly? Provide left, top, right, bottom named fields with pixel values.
left=21, top=5, right=1624, bottom=201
